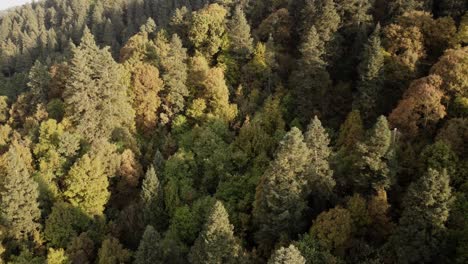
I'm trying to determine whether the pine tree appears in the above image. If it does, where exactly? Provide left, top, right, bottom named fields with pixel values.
left=291, top=26, right=332, bottom=122
left=134, top=225, right=163, bottom=264
left=337, top=110, right=365, bottom=150
left=141, top=166, right=166, bottom=230
left=228, top=5, right=253, bottom=58
left=302, top=0, right=341, bottom=44
left=355, top=25, right=385, bottom=123
left=157, top=34, right=189, bottom=125
left=64, top=28, right=134, bottom=143
left=28, top=60, right=50, bottom=104
left=355, top=116, right=392, bottom=190
left=189, top=201, right=242, bottom=264
left=387, top=169, right=452, bottom=263
left=253, top=128, right=311, bottom=255
left=97, top=237, right=131, bottom=264
left=0, top=142, right=41, bottom=240
left=268, top=245, right=306, bottom=264
left=303, top=116, right=335, bottom=198
left=63, top=153, right=110, bottom=217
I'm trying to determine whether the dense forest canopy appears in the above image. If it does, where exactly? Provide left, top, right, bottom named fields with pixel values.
left=0, top=0, right=467, bottom=263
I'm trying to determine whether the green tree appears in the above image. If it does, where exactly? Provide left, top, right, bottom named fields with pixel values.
left=310, top=207, right=353, bottom=252
left=387, top=169, right=452, bottom=263
left=156, top=34, right=189, bottom=124
left=291, top=26, right=332, bottom=121
left=44, top=202, right=90, bottom=248
left=0, top=142, right=41, bottom=240
left=47, top=248, right=70, bottom=264
left=97, top=237, right=131, bottom=264
left=337, top=110, right=365, bottom=150
left=353, top=116, right=393, bottom=191
left=268, top=245, right=306, bottom=264
left=227, top=5, right=253, bottom=58
left=141, top=166, right=166, bottom=230
left=189, top=201, right=243, bottom=264
left=253, top=128, right=311, bottom=254
left=63, top=153, right=110, bottom=217
left=28, top=60, right=50, bottom=104
left=355, top=25, right=385, bottom=122
left=134, top=225, right=163, bottom=264
left=189, top=4, right=228, bottom=58
left=64, top=28, right=134, bottom=143
left=303, top=116, right=335, bottom=198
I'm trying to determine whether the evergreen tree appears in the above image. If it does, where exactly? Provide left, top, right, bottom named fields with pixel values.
left=189, top=201, right=243, bottom=264
left=0, top=142, right=41, bottom=240
left=97, top=237, right=131, bottom=264
left=268, top=245, right=306, bottom=264
left=387, top=169, right=452, bottom=263
left=64, top=28, right=134, bottom=143
left=302, top=0, right=341, bottom=43
left=253, top=128, right=311, bottom=255
left=28, top=60, right=50, bottom=104
left=157, top=34, right=189, bottom=125
left=303, top=116, right=335, bottom=198
left=337, top=110, right=365, bottom=150
left=63, top=153, right=110, bottom=217
left=141, top=166, right=166, bottom=230
left=354, top=116, right=392, bottom=190
left=228, top=5, right=253, bottom=58
left=134, top=225, right=163, bottom=264
left=291, top=26, right=332, bottom=122
left=355, top=25, right=385, bottom=122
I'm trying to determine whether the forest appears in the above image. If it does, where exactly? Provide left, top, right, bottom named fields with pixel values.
left=0, top=0, right=467, bottom=263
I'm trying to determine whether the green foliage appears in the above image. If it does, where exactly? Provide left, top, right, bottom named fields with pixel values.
left=134, top=225, right=163, bottom=264
left=47, top=248, right=69, bottom=264
left=141, top=166, right=166, bottom=230
left=97, top=237, right=131, bottom=264
left=189, top=201, right=243, bottom=264
left=0, top=141, right=41, bottom=240
left=268, top=245, right=306, bottom=264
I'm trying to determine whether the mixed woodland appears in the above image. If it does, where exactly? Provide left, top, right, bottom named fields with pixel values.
left=0, top=0, right=467, bottom=263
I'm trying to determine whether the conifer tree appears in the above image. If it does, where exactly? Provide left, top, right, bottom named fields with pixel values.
left=228, top=5, right=253, bottom=58
left=157, top=34, right=189, bottom=124
left=302, top=0, right=341, bottom=44
left=355, top=116, right=392, bottom=190
left=28, top=60, right=50, bottom=104
left=268, top=245, right=306, bottom=264
left=63, top=153, right=110, bottom=216
left=189, top=201, right=242, bottom=264
left=141, top=166, right=166, bottom=230
left=134, top=225, right=163, bottom=264
left=303, top=116, right=335, bottom=198
left=253, top=128, right=311, bottom=254
left=0, top=142, right=41, bottom=240
left=337, top=110, right=365, bottom=150
left=97, top=237, right=131, bottom=264
left=64, top=28, right=134, bottom=142
left=355, top=25, right=385, bottom=122
left=291, top=26, right=332, bottom=122
left=387, top=169, right=452, bottom=263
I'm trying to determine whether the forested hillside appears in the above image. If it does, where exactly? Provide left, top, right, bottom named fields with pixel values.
left=0, top=0, right=467, bottom=263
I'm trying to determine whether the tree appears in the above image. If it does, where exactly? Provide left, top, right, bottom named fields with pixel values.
left=189, top=201, right=243, bottom=264
left=64, top=28, right=134, bottom=143
left=302, top=0, right=341, bottom=44
left=28, top=60, right=50, bottom=104
left=388, top=0, right=422, bottom=17
left=268, top=245, right=306, bottom=264
left=63, top=153, right=110, bottom=216
left=310, top=207, right=353, bottom=252
left=129, top=62, right=164, bottom=133
left=0, top=141, right=41, bottom=240
left=387, top=169, right=452, bottom=263
left=355, top=25, right=385, bottom=122
left=189, top=4, right=228, bottom=58
left=156, top=34, right=189, bottom=124
left=141, top=166, right=166, bottom=230
left=97, top=237, right=131, bottom=264
left=44, top=202, right=90, bottom=248
left=303, top=116, right=335, bottom=198
left=430, top=47, right=468, bottom=98
left=188, top=55, right=238, bottom=122
left=227, top=5, right=253, bottom=58
left=134, top=225, right=163, bottom=264
left=47, top=248, right=70, bottom=264
left=253, top=128, right=311, bottom=254
left=389, top=75, right=446, bottom=136
left=354, top=116, right=392, bottom=190
left=337, top=110, right=365, bottom=150
left=291, top=26, right=332, bottom=121
left=438, top=0, right=468, bottom=17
